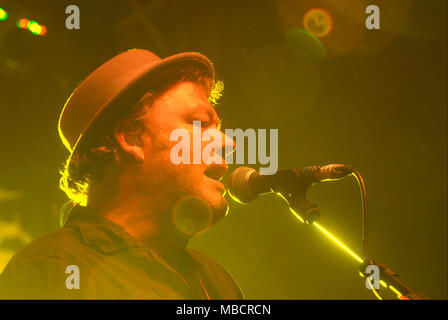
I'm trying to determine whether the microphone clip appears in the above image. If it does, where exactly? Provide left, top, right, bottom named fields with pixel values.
left=266, top=169, right=320, bottom=224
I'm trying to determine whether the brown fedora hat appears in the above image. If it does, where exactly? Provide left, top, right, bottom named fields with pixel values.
left=58, top=49, right=214, bottom=160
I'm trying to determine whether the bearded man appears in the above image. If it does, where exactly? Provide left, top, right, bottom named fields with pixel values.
left=0, top=49, right=242, bottom=299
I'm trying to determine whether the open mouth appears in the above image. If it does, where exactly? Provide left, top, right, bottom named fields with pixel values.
left=204, top=164, right=228, bottom=182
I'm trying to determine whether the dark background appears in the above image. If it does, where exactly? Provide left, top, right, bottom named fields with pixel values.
left=0, top=0, right=446, bottom=299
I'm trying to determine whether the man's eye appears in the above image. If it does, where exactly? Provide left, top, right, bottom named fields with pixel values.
left=200, top=120, right=211, bottom=128
left=192, top=118, right=211, bottom=128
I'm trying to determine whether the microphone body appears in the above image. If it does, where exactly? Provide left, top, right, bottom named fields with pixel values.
left=227, top=164, right=353, bottom=203
left=227, top=164, right=353, bottom=223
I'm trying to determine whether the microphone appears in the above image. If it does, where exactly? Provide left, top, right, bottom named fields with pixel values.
left=227, top=164, right=353, bottom=204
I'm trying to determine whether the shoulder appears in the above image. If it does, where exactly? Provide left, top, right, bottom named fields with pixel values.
left=5, top=225, right=84, bottom=262
left=187, top=248, right=227, bottom=272
left=0, top=226, right=86, bottom=299
left=187, top=248, right=244, bottom=299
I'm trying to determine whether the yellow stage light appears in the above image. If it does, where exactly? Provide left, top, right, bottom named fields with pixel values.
left=289, top=207, right=305, bottom=224
left=389, top=284, right=403, bottom=297
left=313, top=221, right=364, bottom=263
left=367, top=277, right=383, bottom=300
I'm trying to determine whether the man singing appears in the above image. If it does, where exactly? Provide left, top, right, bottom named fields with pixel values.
left=0, top=49, right=243, bottom=299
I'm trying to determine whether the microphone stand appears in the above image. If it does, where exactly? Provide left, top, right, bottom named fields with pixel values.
left=267, top=168, right=429, bottom=300
left=359, top=259, right=429, bottom=300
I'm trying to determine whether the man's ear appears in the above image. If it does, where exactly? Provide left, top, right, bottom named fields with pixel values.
left=113, top=124, right=145, bottom=162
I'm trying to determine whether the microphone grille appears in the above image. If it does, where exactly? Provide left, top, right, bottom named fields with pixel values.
left=227, top=166, right=258, bottom=203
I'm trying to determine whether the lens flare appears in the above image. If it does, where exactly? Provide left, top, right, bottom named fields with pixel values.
left=38, top=25, right=47, bottom=36
left=0, top=8, right=7, bottom=21
left=172, top=196, right=213, bottom=236
left=303, top=8, right=333, bottom=38
left=28, top=21, right=41, bottom=34
left=17, top=19, right=29, bottom=28
left=285, top=28, right=326, bottom=60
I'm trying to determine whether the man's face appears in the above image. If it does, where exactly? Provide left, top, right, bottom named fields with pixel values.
left=136, top=81, right=234, bottom=230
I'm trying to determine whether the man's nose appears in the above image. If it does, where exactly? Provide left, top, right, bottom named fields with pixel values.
left=221, top=130, right=236, bottom=159
left=200, top=128, right=235, bottom=161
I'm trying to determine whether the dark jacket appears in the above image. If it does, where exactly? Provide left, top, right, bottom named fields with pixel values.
left=0, top=206, right=243, bottom=299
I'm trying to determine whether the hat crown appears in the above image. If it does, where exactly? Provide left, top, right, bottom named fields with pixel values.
left=58, top=49, right=162, bottom=152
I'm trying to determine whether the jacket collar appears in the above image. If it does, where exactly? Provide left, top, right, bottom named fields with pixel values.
left=64, top=205, right=144, bottom=254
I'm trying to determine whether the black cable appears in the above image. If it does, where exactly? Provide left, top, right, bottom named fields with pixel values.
left=352, top=169, right=369, bottom=261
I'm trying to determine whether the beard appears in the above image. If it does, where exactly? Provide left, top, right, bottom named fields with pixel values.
left=136, top=154, right=228, bottom=237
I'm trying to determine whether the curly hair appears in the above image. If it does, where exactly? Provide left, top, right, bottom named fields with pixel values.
left=59, top=71, right=224, bottom=208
